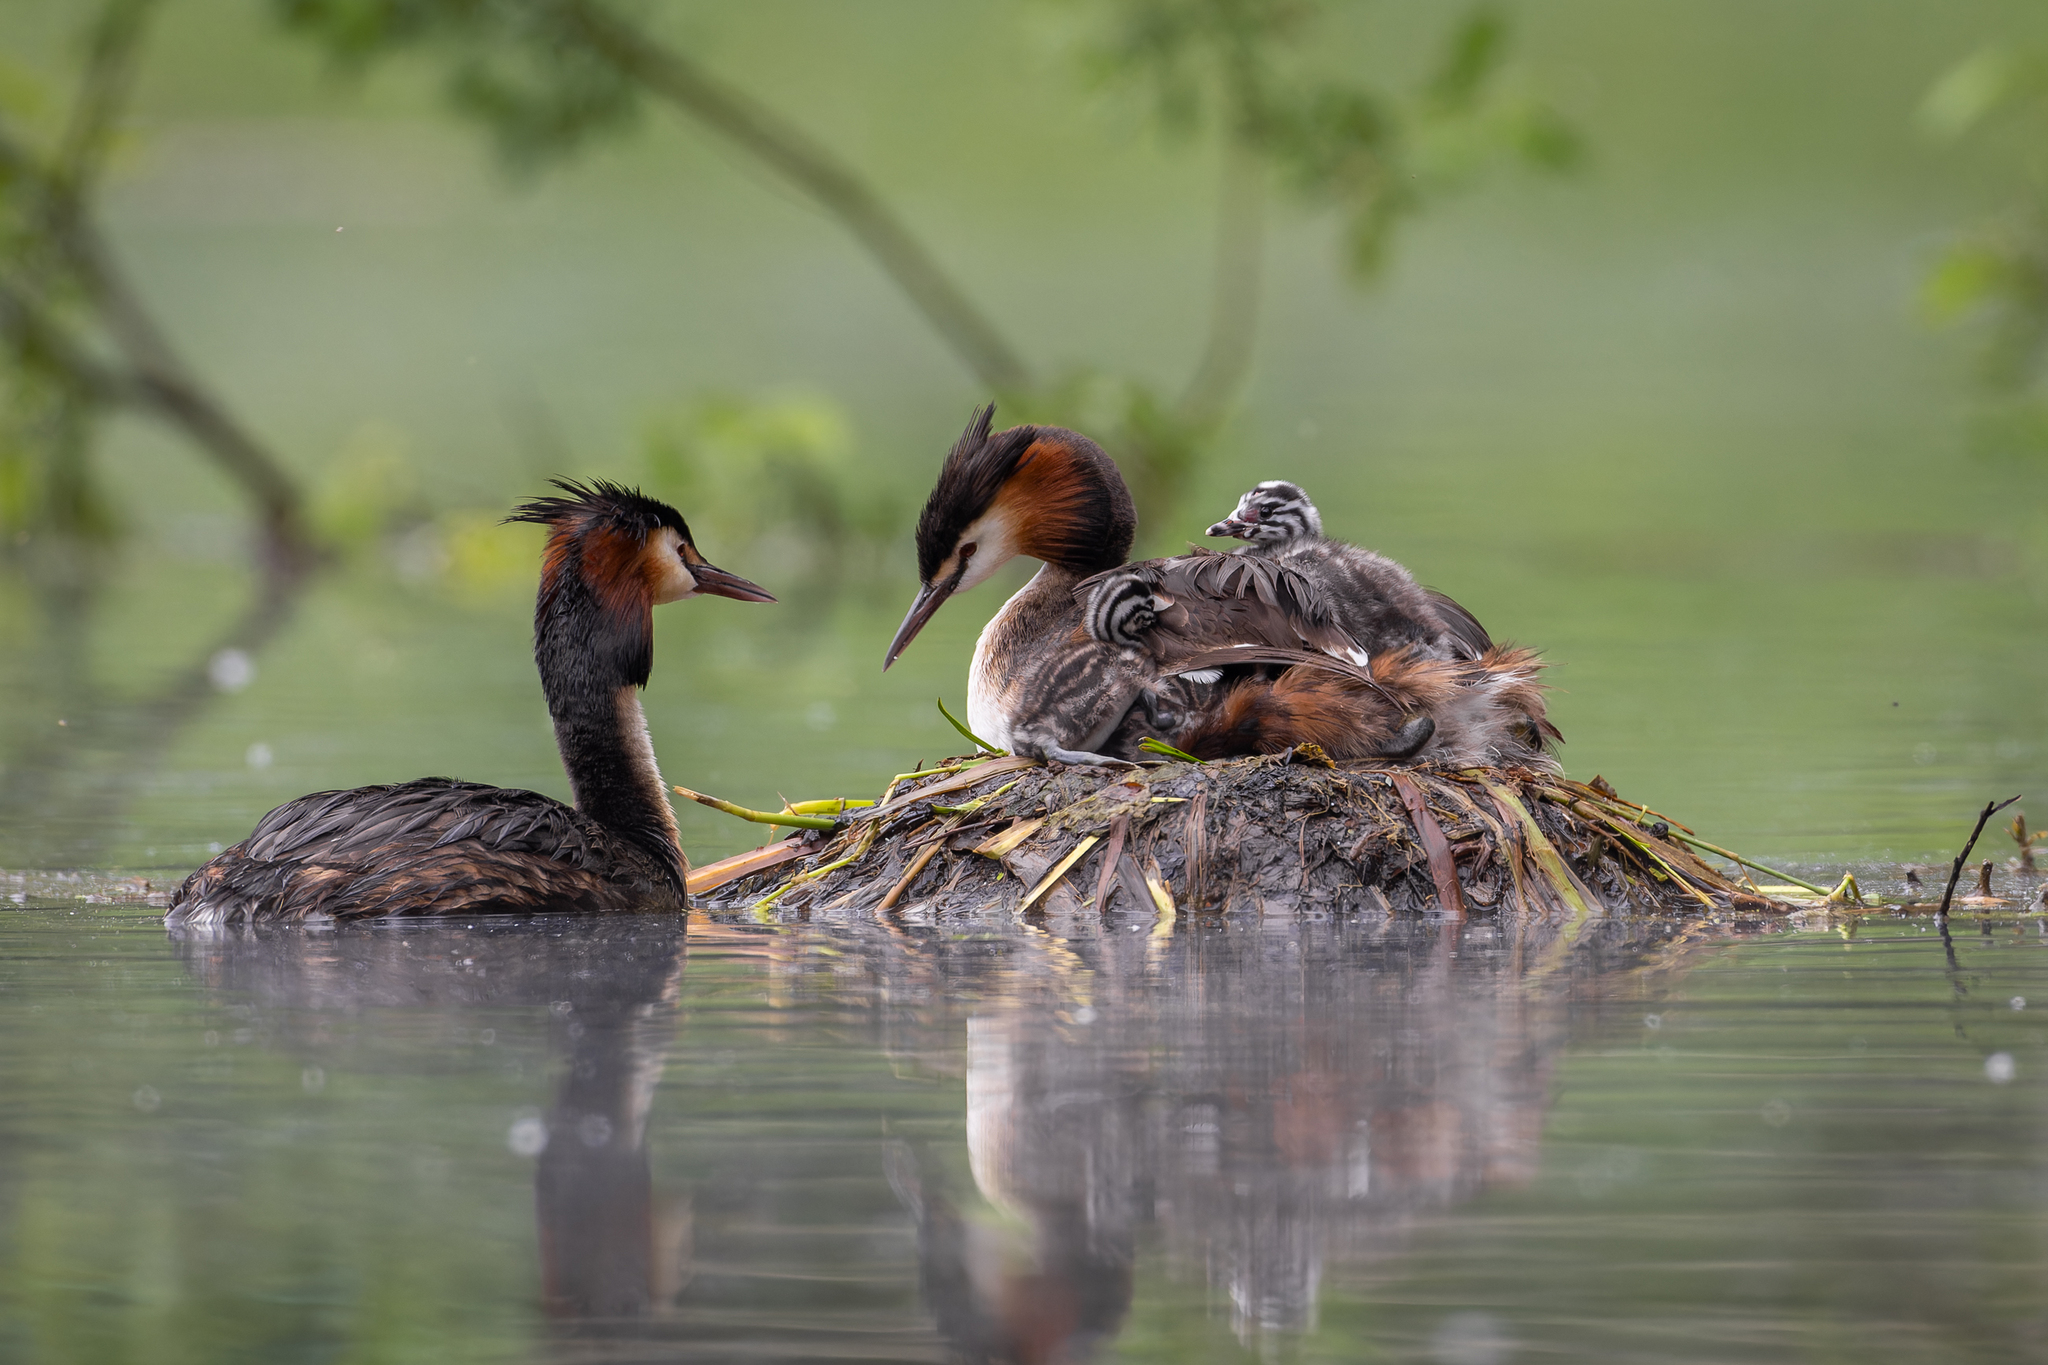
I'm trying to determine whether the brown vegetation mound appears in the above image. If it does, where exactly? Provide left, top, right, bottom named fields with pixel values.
left=690, top=749, right=1789, bottom=921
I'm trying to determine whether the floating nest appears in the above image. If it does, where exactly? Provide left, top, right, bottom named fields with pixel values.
left=688, top=748, right=1794, bottom=921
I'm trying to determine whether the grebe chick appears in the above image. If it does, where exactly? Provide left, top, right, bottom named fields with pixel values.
left=167, top=481, right=773, bottom=925
left=1208, top=480, right=1492, bottom=661
left=884, top=406, right=1159, bottom=765
left=1076, top=558, right=1558, bottom=768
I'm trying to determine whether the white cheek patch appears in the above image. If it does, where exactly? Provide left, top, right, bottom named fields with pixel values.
left=952, top=505, right=1023, bottom=593
left=646, top=528, right=698, bottom=603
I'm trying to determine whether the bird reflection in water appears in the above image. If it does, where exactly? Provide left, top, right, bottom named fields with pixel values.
left=170, top=916, right=693, bottom=1336
left=165, top=908, right=1717, bottom=1360
left=856, top=914, right=1692, bottom=1357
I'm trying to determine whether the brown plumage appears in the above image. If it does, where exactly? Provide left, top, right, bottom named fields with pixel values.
left=168, top=481, right=774, bottom=925
left=1174, top=644, right=1562, bottom=770
left=891, top=405, right=1560, bottom=767
left=1206, top=479, right=1494, bottom=661
left=1076, top=548, right=1369, bottom=664
left=887, top=407, right=1159, bottom=765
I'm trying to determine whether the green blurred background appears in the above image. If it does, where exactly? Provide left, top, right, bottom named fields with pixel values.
left=3, top=0, right=2047, bottom=872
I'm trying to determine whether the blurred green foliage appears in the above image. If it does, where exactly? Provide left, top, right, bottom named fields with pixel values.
left=639, top=390, right=900, bottom=575
left=1921, top=43, right=2048, bottom=460
left=1076, top=0, right=1579, bottom=275
left=0, top=0, right=1581, bottom=567
left=267, top=0, right=1577, bottom=536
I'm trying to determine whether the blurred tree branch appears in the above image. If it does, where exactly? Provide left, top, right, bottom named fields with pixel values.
left=555, top=0, right=1033, bottom=394
left=274, top=0, right=1577, bottom=531
left=0, top=0, right=314, bottom=570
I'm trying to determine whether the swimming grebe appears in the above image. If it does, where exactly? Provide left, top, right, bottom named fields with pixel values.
left=1207, top=479, right=1492, bottom=660
left=166, top=481, right=773, bottom=924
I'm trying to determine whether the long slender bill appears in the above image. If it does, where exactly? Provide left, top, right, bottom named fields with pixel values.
left=884, top=578, right=954, bottom=670
left=690, top=562, right=776, bottom=603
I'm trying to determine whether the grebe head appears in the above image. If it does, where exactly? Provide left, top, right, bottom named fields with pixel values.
left=509, top=480, right=774, bottom=689
left=1206, top=480, right=1322, bottom=545
left=884, top=405, right=1136, bottom=669
left=508, top=479, right=775, bottom=609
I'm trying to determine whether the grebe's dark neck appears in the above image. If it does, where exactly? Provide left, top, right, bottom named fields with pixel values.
left=534, top=553, right=686, bottom=896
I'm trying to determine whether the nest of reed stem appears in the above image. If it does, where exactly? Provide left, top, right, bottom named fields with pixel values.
left=685, top=745, right=1795, bottom=923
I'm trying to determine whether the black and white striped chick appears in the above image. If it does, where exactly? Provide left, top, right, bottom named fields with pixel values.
left=1073, top=553, right=1558, bottom=769
left=168, top=481, right=774, bottom=924
left=1069, top=485, right=1564, bottom=767
left=1207, top=480, right=1492, bottom=661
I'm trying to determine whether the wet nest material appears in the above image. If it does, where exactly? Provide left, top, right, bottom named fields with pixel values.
left=691, top=749, right=1792, bottom=920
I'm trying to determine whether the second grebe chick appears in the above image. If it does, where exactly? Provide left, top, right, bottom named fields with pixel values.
left=1207, top=480, right=1492, bottom=660
left=167, top=481, right=773, bottom=925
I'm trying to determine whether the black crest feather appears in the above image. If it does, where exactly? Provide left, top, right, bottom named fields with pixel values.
left=506, top=478, right=690, bottom=541
left=912, top=405, right=1137, bottom=580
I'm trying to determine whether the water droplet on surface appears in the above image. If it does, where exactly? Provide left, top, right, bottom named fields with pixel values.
left=506, top=1115, right=547, bottom=1157
left=1430, top=1310, right=1514, bottom=1365
left=208, top=649, right=256, bottom=693
left=1986, top=1053, right=2016, bottom=1084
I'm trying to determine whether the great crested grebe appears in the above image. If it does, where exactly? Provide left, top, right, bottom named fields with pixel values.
left=883, top=406, right=1160, bottom=765
left=166, top=481, right=774, bottom=925
left=885, top=406, right=1523, bottom=766
left=1206, top=479, right=1492, bottom=660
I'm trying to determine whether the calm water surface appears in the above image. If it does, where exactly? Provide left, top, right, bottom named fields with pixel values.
left=3, top=894, right=2044, bottom=1363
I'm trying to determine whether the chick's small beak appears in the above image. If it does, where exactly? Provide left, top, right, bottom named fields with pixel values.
left=884, top=575, right=956, bottom=671
left=690, top=561, right=776, bottom=603
left=1207, top=516, right=1252, bottom=538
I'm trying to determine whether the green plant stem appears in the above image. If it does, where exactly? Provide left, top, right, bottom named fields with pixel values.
left=1139, top=737, right=1204, bottom=763
left=673, top=785, right=840, bottom=830
left=937, top=697, right=1002, bottom=753
left=1663, top=831, right=1829, bottom=897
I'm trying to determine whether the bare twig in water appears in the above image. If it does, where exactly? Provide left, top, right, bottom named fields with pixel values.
left=1938, top=796, right=2023, bottom=918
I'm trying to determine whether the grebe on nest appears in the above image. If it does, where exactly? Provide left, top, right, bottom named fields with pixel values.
left=167, top=481, right=773, bottom=925
left=885, top=406, right=1556, bottom=768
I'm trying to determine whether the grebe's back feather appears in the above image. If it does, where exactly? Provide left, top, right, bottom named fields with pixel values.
left=170, top=778, right=683, bottom=926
